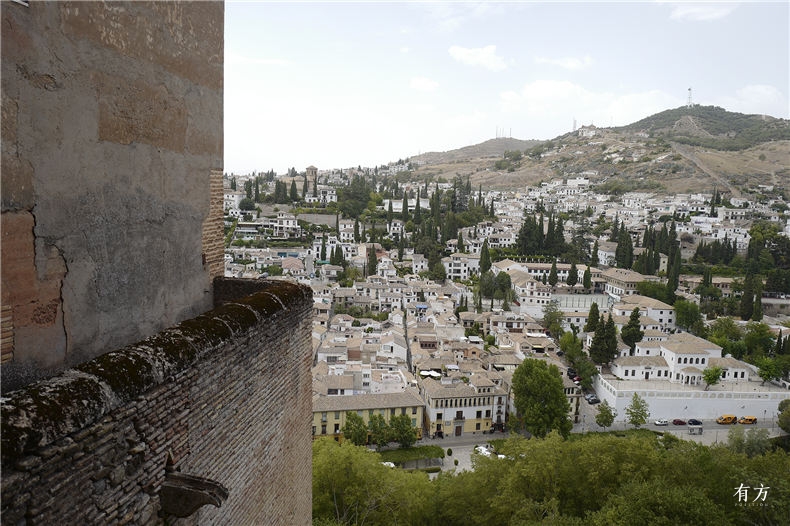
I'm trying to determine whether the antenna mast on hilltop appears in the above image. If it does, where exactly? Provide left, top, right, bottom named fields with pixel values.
left=687, top=87, right=693, bottom=108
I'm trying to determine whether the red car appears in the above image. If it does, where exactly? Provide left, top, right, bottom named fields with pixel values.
left=672, top=419, right=686, bottom=426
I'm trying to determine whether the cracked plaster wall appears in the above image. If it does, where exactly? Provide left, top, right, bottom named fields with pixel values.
left=1, top=1, right=224, bottom=392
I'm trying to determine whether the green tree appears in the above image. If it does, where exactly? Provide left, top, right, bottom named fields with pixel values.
left=744, top=321, right=775, bottom=355
left=342, top=411, right=369, bottom=446
left=583, top=267, right=592, bottom=290
left=603, top=314, right=618, bottom=362
left=625, top=393, right=649, bottom=428
left=548, top=259, right=558, bottom=286
left=320, top=236, right=327, bottom=261
left=620, top=308, right=644, bottom=352
left=367, top=244, right=378, bottom=276
left=542, top=300, right=564, bottom=340
left=457, top=231, right=465, bottom=253
left=756, top=357, right=781, bottom=385
left=389, top=414, right=417, bottom=448
left=595, top=400, right=617, bottom=430
left=367, top=414, right=389, bottom=450
left=779, top=404, right=790, bottom=434
left=584, top=302, right=600, bottom=333
left=239, top=197, right=256, bottom=211
left=702, top=366, right=723, bottom=391
left=480, top=239, right=491, bottom=273
left=589, top=478, right=727, bottom=526
left=675, top=299, right=704, bottom=334
left=566, top=262, right=578, bottom=287
left=588, top=316, right=609, bottom=365
left=312, top=438, right=432, bottom=525
left=512, top=359, right=572, bottom=438
left=429, top=262, right=446, bottom=282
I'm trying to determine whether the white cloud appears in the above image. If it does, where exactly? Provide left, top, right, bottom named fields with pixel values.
left=400, top=46, right=410, bottom=53
left=422, top=3, right=502, bottom=32
left=500, top=80, right=682, bottom=137
left=714, top=84, right=789, bottom=118
left=410, top=77, right=439, bottom=92
left=448, top=45, right=506, bottom=71
left=534, top=55, right=593, bottom=71
left=669, top=3, right=738, bottom=21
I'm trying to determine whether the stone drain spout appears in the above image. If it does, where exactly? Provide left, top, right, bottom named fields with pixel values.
left=159, top=471, right=230, bottom=518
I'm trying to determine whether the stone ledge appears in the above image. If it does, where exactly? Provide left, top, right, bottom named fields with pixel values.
left=1, top=278, right=312, bottom=465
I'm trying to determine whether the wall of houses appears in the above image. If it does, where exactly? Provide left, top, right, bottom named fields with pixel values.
left=1, top=279, right=314, bottom=525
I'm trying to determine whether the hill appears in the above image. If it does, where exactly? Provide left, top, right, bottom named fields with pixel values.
left=407, top=106, right=789, bottom=196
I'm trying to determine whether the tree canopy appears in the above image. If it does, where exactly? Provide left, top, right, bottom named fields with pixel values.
left=511, top=359, right=572, bottom=438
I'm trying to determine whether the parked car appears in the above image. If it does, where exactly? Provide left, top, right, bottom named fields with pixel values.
left=654, top=419, right=669, bottom=426
left=738, top=416, right=757, bottom=425
left=716, top=414, right=737, bottom=425
left=587, top=396, right=600, bottom=405
left=672, top=419, right=686, bottom=426
left=567, top=367, right=577, bottom=378
left=556, top=350, right=564, bottom=357
left=687, top=419, right=703, bottom=426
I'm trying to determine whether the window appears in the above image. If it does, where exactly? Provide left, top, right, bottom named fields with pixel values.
left=476, top=410, right=482, bottom=419
left=334, top=424, right=340, bottom=433
left=321, top=425, right=327, bottom=434
left=335, top=411, right=340, bottom=419
left=321, top=412, right=327, bottom=422
left=485, top=410, right=491, bottom=417
left=624, top=370, right=629, bottom=377
left=401, top=408, right=406, bottom=415
left=391, top=408, right=396, bottom=416
left=437, top=412, right=443, bottom=421
left=312, top=426, right=316, bottom=435
left=412, top=407, right=417, bottom=415
left=475, top=423, right=481, bottom=430
left=369, top=410, right=374, bottom=418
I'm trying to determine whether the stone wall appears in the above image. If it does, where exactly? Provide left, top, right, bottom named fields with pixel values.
left=1, top=1, right=224, bottom=391
left=1, top=278, right=313, bottom=525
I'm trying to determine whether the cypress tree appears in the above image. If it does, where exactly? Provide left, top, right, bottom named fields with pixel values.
left=480, top=239, right=492, bottom=273
left=401, top=192, right=409, bottom=223
left=367, top=244, right=378, bottom=276
left=584, top=302, right=599, bottom=333
left=567, top=261, right=578, bottom=287
left=621, top=308, right=644, bottom=353
left=590, top=240, right=599, bottom=267
left=604, top=314, right=618, bottom=361
left=583, top=267, right=592, bottom=290
left=548, top=259, right=558, bottom=286
left=414, top=189, right=422, bottom=224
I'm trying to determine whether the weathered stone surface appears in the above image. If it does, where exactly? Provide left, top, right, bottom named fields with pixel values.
left=94, top=72, right=187, bottom=152
left=1, top=1, right=222, bottom=390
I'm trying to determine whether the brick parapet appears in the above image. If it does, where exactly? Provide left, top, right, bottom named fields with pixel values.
left=1, top=278, right=313, bottom=525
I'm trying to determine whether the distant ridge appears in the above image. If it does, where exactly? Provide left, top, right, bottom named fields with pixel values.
left=404, top=105, right=788, bottom=195
left=412, top=137, right=541, bottom=165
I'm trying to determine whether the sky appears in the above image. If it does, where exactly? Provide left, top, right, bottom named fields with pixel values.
left=224, top=1, right=789, bottom=175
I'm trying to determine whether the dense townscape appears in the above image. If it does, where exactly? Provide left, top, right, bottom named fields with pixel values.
left=223, top=127, right=790, bottom=524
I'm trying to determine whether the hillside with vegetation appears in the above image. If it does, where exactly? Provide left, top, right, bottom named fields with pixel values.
left=406, top=106, right=789, bottom=197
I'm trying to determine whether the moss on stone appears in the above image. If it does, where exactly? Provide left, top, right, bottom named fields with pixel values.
left=2, top=374, right=106, bottom=464
left=77, top=348, right=160, bottom=399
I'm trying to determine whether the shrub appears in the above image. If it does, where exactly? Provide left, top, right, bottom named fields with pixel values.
left=447, top=448, right=452, bottom=456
